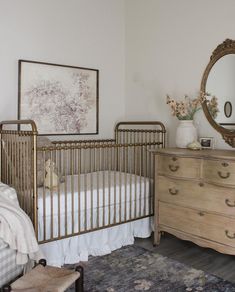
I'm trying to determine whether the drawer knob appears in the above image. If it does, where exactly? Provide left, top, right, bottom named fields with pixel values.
left=168, top=165, right=179, bottom=172
left=218, top=171, right=230, bottom=179
left=225, top=199, right=235, bottom=207
left=168, top=188, right=178, bottom=195
left=225, top=230, right=235, bottom=239
left=222, top=162, right=229, bottom=167
left=198, top=211, right=204, bottom=216
left=172, top=157, right=177, bottom=161
left=199, top=182, right=204, bottom=187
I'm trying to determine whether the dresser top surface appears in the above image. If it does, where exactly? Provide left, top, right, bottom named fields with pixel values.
left=151, top=148, right=235, bottom=160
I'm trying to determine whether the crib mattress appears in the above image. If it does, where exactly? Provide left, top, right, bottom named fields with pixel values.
left=0, top=239, right=23, bottom=288
left=37, top=171, right=152, bottom=241
left=37, top=171, right=150, bottom=214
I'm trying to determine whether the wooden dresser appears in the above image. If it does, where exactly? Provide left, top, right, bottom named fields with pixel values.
left=153, top=148, right=235, bottom=255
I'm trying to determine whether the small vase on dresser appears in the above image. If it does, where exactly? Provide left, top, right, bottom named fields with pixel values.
left=153, top=148, right=235, bottom=255
left=175, top=120, right=197, bottom=148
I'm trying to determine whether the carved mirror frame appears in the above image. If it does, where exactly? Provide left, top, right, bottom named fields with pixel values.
left=201, top=39, right=235, bottom=147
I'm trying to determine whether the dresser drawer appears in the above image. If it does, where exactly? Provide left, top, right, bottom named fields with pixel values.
left=157, top=155, right=201, bottom=179
left=203, top=160, right=235, bottom=186
left=157, top=176, right=235, bottom=216
left=159, top=202, right=235, bottom=247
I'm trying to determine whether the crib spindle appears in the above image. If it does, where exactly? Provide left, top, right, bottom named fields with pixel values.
left=84, top=149, right=87, bottom=232
left=90, top=148, right=94, bottom=230
left=78, top=149, right=81, bottom=233
left=63, top=149, right=68, bottom=236
left=57, top=148, right=61, bottom=239
left=70, top=148, right=75, bottom=235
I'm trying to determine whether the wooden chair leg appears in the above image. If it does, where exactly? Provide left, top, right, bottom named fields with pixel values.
left=75, top=265, right=84, bottom=292
left=38, top=259, right=47, bottom=267
left=2, top=285, right=11, bottom=292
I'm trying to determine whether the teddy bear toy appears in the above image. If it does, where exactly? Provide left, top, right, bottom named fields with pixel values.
left=44, top=159, right=59, bottom=189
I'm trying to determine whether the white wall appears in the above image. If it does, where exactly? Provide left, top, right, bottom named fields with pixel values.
left=0, top=0, right=125, bottom=138
left=2, top=0, right=235, bottom=148
left=125, top=0, right=235, bottom=149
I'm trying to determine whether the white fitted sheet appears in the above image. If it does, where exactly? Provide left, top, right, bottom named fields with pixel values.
left=38, top=171, right=150, bottom=215
left=37, top=171, right=152, bottom=241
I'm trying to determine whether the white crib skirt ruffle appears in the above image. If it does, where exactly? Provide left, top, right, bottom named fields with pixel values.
left=39, top=217, right=153, bottom=266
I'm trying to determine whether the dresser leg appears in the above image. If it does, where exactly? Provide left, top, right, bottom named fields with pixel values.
left=153, top=231, right=161, bottom=246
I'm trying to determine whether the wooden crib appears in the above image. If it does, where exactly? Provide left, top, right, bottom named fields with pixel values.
left=0, top=120, right=166, bottom=244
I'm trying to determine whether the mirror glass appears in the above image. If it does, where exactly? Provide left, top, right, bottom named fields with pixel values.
left=206, top=54, right=235, bottom=128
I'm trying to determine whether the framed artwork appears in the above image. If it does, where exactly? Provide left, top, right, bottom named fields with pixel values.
left=18, top=60, right=99, bottom=135
left=199, top=137, right=214, bottom=149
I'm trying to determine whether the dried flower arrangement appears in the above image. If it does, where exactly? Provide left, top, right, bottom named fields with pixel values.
left=166, top=92, right=219, bottom=120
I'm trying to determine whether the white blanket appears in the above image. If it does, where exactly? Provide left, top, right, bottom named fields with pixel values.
left=0, top=182, right=42, bottom=265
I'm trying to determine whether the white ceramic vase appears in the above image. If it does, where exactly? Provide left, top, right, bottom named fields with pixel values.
left=175, top=120, right=197, bottom=148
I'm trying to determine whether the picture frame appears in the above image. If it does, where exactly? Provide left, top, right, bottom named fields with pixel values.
left=199, top=137, right=214, bottom=149
left=18, top=60, right=99, bottom=135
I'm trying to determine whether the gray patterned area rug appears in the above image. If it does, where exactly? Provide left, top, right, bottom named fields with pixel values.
left=68, top=245, right=235, bottom=292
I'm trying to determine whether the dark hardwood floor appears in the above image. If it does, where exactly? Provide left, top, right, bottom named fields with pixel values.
left=134, top=233, right=235, bottom=283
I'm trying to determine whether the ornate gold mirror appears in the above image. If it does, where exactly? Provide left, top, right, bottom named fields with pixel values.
left=201, top=39, right=235, bottom=147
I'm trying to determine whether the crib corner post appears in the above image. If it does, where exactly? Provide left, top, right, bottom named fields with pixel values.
left=32, top=130, right=38, bottom=239
left=2, top=285, right=12, bottom=292
left=0, top=128, right=2, bottom=182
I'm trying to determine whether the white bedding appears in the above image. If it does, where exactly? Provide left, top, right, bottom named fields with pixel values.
left=37, top=171, right=152, bottom=241
left=38, top=171, right=150, bottom=215
left=40, top=217, right=153, bottom=267
left=0, top=239, right=23, bottom=288
left=0, top=182, right=42, bottom=265
left=0, top=182, right=41, bottom=287
left=38, top=171, right=153, bottom=266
